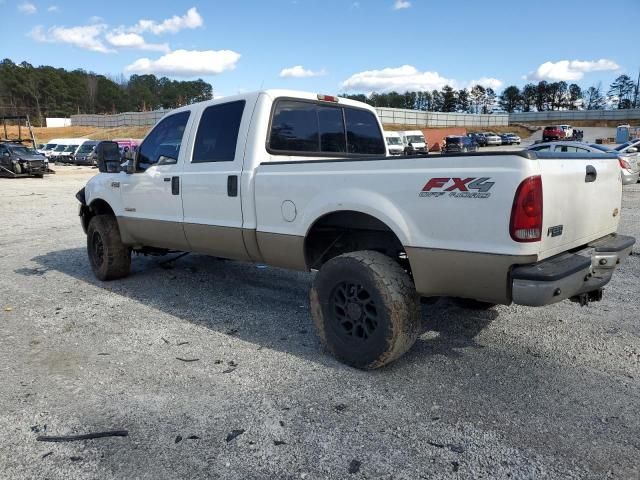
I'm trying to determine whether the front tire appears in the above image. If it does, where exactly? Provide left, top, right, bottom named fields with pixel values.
left=87, top=215, right=131, bottom=281
left=13, top=163, right=22, bottom=174
left=310, top=251, right=420, bottom=369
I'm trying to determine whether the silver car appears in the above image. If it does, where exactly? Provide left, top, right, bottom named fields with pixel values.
left=527, top=141, right=640, bottom=185
left=482, top=132, right=502, bottom=146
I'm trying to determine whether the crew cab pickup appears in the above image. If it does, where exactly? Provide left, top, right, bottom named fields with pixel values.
left=76, top=90, right=635, bottom=369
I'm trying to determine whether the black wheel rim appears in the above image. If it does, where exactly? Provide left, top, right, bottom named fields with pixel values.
left=329, top=282, right=378, bottom=341
left=91, top=231, right=105, bottom=267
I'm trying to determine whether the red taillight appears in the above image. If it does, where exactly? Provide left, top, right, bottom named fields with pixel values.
left=317, top=94, right=338, bottom=103
left=618, top=157, right=631, bottom=169
left=510, top=175, right=543, bottom=242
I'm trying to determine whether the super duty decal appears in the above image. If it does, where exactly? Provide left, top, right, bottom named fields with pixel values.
left=419, top=177, right=495, bottom=199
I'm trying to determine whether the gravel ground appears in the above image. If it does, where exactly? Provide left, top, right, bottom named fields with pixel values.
left=1, top=166, right=639, bottom=479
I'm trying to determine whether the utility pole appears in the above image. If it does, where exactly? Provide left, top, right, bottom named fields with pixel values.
left=634, top=67, right=640, bottom=108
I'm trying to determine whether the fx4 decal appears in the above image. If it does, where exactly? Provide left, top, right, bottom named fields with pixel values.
left=419, top=177, right=495, bottom=199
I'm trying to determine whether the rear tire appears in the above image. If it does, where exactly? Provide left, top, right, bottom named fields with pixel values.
left=87, top=215, right=131, bottom=281
left=310, top=251, right=420, bottom=369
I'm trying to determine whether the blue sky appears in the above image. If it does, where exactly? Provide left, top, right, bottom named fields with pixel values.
left=2, top=0, right=638, bottom=97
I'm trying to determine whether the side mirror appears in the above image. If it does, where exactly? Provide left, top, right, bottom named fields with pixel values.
left=627, top=147, right=638, bottom=153
left=96, top=141, right=122, bottom=173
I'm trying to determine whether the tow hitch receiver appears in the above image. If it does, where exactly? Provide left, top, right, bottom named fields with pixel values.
left=570, top=288, right=604, bottom=307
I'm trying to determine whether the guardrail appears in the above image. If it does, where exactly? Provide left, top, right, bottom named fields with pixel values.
left=509, top=109, right=640, bottom=123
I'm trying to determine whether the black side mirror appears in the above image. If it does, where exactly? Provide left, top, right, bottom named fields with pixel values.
left=96, top=141, right=122, bottom=173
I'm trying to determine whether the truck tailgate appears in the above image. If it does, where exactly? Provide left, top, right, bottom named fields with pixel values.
left=536, top=152, right=621, bottom=259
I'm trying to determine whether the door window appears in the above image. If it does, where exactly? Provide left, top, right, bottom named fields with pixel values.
left=192, top=101, right=246, bottom=163
left=138, top=111, right=190, bottom=169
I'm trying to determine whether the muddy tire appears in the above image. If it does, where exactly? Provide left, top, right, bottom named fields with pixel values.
left=452, top=298, right=496, bottom=310
left=310, top=251, right=420, bottom=369
left=87, top=215, right=131, bottom=281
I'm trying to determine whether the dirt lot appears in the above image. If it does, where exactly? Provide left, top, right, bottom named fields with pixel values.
left=1, top=167, right=639, bottom=479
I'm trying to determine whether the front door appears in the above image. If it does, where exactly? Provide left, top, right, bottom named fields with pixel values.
left=120, top=110, right=192, bottom=250
left=180, top=99, right=252, bottom=260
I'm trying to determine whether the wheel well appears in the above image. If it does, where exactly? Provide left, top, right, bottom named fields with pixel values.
left=81, top=199, right=115, bottom=232
left=304, top=211, right=409, bottom=272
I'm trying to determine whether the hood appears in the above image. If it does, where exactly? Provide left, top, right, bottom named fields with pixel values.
left=18, top=154, right=46, bottom=162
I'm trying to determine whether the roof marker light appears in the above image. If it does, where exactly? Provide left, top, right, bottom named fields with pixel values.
left=317, top=94, right=339, bottom=102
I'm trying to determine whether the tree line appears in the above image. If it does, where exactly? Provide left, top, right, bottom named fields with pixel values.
left=0, top=58, right=213, bottom=126
left=341, top=74, right=639, bottom=114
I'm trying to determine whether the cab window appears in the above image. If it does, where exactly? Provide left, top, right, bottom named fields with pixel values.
left=269, top=100, right=384, bottom=156
left=138, top=111, right=190, bottom=169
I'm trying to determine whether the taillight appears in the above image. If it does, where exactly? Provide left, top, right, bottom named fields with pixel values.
left=510, top=175, right=543, bottom=242
left=618, top=157, right=631, bottom=170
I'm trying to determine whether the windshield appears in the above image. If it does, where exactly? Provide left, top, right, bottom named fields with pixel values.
left=614, top=141, right=634, bottom=151
left=9, top=146, right=38, bottom=156
left=386, top=137, right=402, bottom=145
left=407, top=135, right=424, bottom=144
left=589, top=144, right=613, bottom=153
left=54, top=145, right=67, bottom=152
left=446, top=137, right=461, bottom=144
left=77, top=144, right=96, bottom=154
left=44, top=143, right=56, bottom=149
left=483, top=132, right=496, bottom=136
left=64, top=145, right=79, bottom=152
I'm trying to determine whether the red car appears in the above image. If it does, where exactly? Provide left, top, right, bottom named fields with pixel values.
left=542, top=126, right=566, bottom=142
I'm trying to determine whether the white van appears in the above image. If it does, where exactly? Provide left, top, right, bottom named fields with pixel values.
left=398, top=130, right=428, bottom=154
left=559, top=125, right=574, bottom=139
left=384, top=131, right=404, bottom=155
left=48, top=138, right=90, bottom=160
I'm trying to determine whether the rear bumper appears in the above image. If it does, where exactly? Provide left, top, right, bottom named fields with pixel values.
left=511, top=234, right=635, bottom=306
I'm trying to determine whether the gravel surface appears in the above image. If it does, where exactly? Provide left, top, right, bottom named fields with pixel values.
left=1, top=167, right=639, bottom=479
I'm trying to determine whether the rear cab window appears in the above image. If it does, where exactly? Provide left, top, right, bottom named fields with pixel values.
left=268, top=99, right=385, bottom=157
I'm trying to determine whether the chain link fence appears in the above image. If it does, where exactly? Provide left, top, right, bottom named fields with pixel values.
left=71, top=110, right=168, bottom=128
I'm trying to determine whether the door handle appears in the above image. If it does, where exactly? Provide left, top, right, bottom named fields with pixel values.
left=227, top=175, right=238, bottom=197
left=585, top=165, right=597, bottom=183
left=171, top=176, right=180, bottom=195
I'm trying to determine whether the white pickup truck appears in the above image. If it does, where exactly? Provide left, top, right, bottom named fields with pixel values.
left=76, top=90, right=635, bottom=369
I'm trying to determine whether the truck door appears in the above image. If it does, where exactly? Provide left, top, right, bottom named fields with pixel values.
left=119, top=111, right=192, bottom=251
left=180, top=99, right=253, bottom=261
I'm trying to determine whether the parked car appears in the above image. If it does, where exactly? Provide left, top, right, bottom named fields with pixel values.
left=467, top=132, right=487, bottom=147
left=384, top=131, right=404, bottom=156
left=614, top=139, right=640, bottom=156
left=0, top=141, right=47, bottom=177
left=590, top=143, right=640, bottom=185
left=58, top=143, right=82, bottom=163
left=444, top=135, right=479, bottom=153
left=559, top=124, right=574, bottom=139
left=527, top=141, right=640, bottom=185
left=398, top=130, right=428, bottom=154
left=482, top=132, right=502, bottom=146
left=74, top=140, right=99, bottom=165
left=500, top=133, right=521, bottom=145
left=542, top=126, right=566, bottom=142
left=76, top=89, right=635, bottom=369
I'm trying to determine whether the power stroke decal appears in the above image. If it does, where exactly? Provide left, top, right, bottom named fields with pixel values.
left=419, top=177, right=495, bottom=199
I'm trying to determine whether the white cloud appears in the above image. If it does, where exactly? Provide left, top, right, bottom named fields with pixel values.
left=525, top=59, right=620, bottom=82
left=467, top=77, right=503, bottom=90
left=131, top=7, right=203, bottom=35
left=393, top=0, right=411, bottom=9
left=342, top=65, right=454, bottom=93
left=105, top=32, right=170, bottom=52
left=125, top=49, right=240, bottom=77
left=18, top=2, right=37, bottom=14
left=279, top=65, right=325, bottom=78
left=47, top=5, right=59, bottom=12
left=29, top=24, right=114, bottom=53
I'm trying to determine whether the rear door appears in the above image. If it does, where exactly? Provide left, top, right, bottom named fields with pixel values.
left=180, top=98, right=256, bottom=261
left=537, top=153, right=622, bottom=258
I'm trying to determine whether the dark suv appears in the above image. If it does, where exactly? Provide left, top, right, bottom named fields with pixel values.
left=467, top=132, right=487, bottom=147
left=0, top=141, right=46, bottom=177
left=444, top=136, right=479, bottom=153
